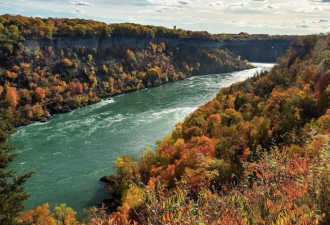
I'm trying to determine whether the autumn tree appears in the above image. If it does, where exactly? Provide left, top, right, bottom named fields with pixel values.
left=35, top=87, right=46, bottom=102
left=62, top=58, right=73, bottom=67
left=52, top=204, right=77, bottom=225
left=5, top=87, right=19, bottom=108
left=146, top=68, right=160, bottom=85
left=20, top=203, right=56, bottom=225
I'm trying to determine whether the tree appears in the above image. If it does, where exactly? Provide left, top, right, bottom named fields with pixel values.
left=0, top=100, right=34, bottom=225
left=35, top=87, right=46, bottom=102
left=53, top=204, right=77, bottom=225
left=20, top=203, right=56, bottom=225
left=5, top=87, right=19, bottom=108
left=62, top=58, right=72, bottom=67
left=146, top=68, right=160, bottom=85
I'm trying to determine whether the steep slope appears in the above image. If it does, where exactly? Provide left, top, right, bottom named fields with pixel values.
left=98, top=34, right=330, bottom=224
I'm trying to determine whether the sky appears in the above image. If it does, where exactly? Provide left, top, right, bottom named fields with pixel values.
left=0, top=0, right=330, bottom=35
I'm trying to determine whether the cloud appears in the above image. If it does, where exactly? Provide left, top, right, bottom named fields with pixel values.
left=297, top=24, right=309, bottom=28
left=69, top=1, right=94, bottom=6
left=208, top=1, right=224, bottom=8
left=2, top=0, right=330, bottom=35
left=226, top=1, right=249, bottom=9
left=261, top=4, right=280, bottom=9
left=315, top=0, right=330, bottom=2
left=75, top=8, right=85, bottom=13
left=294, top=5, right=325, bottom=12
left=208, top=1, right=223, bottom=7
left=178, top=0, right=190, bottom=4
left=147, top=0, right=196, bottom=6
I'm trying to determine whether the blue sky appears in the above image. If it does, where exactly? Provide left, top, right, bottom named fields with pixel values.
left=1, top=0, right=330, bottom=35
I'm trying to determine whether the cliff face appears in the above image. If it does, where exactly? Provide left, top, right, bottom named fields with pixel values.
left=23, top=37, right=294, bottom=63
left=224, top=39, right=294, bottom=62
left=23, top=37, right=225, bottom=52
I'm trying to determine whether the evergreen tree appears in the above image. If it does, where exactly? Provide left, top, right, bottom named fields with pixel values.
left=0, top=100, right=34, bottom=225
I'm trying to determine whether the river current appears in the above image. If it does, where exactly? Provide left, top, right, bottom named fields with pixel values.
left=9, top=63, right=274, bottom=214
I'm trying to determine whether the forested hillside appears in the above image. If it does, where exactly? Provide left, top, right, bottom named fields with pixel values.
left=15, top=33, right=330, bottom=224
left=4, top=14, right=327, bottom=225
left=0, top=15, right=252, bottom=125
left=17, top=32, right=330, bottom=225
left=86, top=34, right=330, bottom=224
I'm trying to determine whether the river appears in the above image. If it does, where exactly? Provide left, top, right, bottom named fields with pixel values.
left=9, top=63, right=274, bottom=214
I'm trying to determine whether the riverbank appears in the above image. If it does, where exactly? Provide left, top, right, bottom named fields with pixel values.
left=19, top=65, right=255, bottom=127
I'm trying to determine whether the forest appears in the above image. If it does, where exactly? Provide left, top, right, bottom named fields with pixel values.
left=0, top=15, right=253, bottom=125
left=2, top=15, right=330, bottom=225
left=91, top=33, right=330, bottom=224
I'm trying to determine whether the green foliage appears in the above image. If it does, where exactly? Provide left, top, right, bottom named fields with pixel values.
left=53, top=204, right=78, bottom=225
left=0, top=100, right=34, bottom=225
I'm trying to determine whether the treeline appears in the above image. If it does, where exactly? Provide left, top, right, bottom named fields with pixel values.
left=85, top=33, right=330, bottom=224
left=216, top=32, right=298, bottom=41
left=1, top=14, right=298, bottom=42
left=0, top=15, right=214, bottom=40
left=0, top=15, right=253, bottom=125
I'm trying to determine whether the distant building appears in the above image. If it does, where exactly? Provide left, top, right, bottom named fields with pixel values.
left=174, top=26, right=177, bottom=30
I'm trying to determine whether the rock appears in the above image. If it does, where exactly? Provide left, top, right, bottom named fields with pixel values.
left=45, top=111, right=52, bottom=118
left=100, top=176, right=113, bottom=184
left=100, top=175, right=119, bottom=186
left=39, top=118, right=48, bottom=123
left=103, top=196, right=121, bottom=209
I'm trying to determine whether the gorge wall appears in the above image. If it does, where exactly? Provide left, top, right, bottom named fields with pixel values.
left=224, top=39, right=294, bottom=63
left=23, top=37, right=294, bottom=63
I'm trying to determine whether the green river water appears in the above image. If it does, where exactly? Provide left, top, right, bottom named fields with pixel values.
left=9, top=63, right=274, bottom=215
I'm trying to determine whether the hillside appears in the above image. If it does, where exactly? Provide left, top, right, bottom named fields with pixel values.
left=16, top=33, right=330, bottom=224
left=0, top=15, right=255, bottom=125
left=2, top=15, right=325, bottom=225
left=91, top=34, right=330, bottom=224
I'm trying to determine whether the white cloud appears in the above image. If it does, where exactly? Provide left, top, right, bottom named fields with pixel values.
left=294, top=5, right=325, bottom=12
left=69, top=1, right=94, bottom=6
left=261, top=4, right=280, bottom=10
left=297, top=24, right=309, bottom=28
left=2, top=0, right=330, bottom=35
left=226, top=1, right=249, bottom=9
left=147, top=0, right=197, bottom=6
left=75, top=8, right=85, bottom=13
left=208, top=1, right=224, bottom=8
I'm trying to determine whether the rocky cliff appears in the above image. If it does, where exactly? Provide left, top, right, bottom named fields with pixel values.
left=23, top=37, right=294, bottom=63
left=224, top=39, right=294, bottom=62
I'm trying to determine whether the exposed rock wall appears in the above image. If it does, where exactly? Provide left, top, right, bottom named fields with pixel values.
left=23, top=37, right=294, bottom=62
left=23, top=37, right=225, bottom=51
left=224, top=40, right=294, bottom=63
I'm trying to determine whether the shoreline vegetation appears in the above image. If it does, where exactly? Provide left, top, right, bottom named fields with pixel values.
left=0, top=15, right=256, bottom=126
left=3, top=14, right=330, bottom=225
